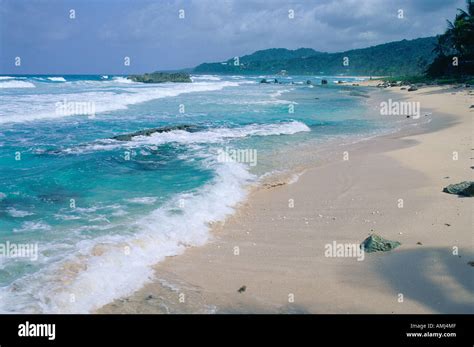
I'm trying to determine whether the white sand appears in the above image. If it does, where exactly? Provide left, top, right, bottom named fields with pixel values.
left=99, top=85, right=473, bottom=314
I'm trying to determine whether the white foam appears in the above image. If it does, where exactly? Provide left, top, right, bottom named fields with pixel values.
left=6, top=207, right=34, bottom=218
left=63, top=121, right=311, bottom=154
left=270, top=89, right=292, bottom=98
left=287, top=171, right=306, bottom=185
left=0, top=159, right=254, bottom=313
left=54, top=214, right=82, bottom=221
left=125, top=197, right=158, bottom=205
left=13, top=221, right=51, bottom=233
left=111, top=76, right=135, bottom=84
left=190, top=75, right=222, bottom=81
left=0, top=76, right=15, bottom=80
left=135, top=120, right=310, bottom=144
left=0, top=81, right=239, bottom=124
left=0, top=80, right=35, bottom=89
left=47, top=77, right=66, bottom=82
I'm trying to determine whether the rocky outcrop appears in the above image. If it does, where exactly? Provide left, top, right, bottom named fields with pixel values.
left=260, top=78, right=278, bottom=84
left=128, top=72, right=192, bottom=83
left=112, top=125, right=195, bottom=141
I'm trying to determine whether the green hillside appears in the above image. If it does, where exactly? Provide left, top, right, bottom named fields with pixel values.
left=194, top=37, right=437, bottom=76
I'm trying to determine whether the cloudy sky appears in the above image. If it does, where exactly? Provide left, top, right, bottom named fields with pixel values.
left=0, top=0, right=465, bottom=74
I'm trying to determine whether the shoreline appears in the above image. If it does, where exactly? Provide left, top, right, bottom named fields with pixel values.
left=99, top=84, right=473, bottom=314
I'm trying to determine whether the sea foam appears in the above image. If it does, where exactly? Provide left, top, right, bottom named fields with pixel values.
left=0, top=80, right=36, bottom=89
left=0, top=81, right=239, bottom=124
left=0, top=159, right=253, bottom=313
left=60, top=121, right=311, bottom=154
left=47, top=77, right=66, bottom=82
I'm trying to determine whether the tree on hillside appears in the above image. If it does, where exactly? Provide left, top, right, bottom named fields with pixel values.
left=427, top=0, right=474, bottom=77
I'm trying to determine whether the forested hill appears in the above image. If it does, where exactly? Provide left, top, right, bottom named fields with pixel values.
left=193, top=37, right=437, bottom=76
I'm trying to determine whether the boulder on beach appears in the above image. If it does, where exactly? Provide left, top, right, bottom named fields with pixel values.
left=407, top=85, right=418, bottom=91
left=361, top=234, right=401, bottom=253
left=443, top=181, right=474, bottom=197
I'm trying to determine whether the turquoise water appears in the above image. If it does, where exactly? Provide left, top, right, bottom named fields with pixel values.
left=0, top=74, right=395, bottom=312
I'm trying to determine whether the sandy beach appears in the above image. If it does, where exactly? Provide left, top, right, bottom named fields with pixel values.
left=100, top=85, right=473, bottom=314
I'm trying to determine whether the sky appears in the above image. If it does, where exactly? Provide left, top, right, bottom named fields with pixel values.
left=0, top=0, right=466, bottom=74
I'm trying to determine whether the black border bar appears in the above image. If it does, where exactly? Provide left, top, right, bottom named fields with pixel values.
left=0, top=314, right=472, bottom=346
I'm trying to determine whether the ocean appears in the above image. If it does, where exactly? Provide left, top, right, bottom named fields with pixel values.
left=0, top=74, right=405, bottom=313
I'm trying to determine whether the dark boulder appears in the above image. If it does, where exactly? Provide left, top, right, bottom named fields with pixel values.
left=361, top=234, right=401, bottom=253
left=443, top=181, right=474, bottom=197
left=112, top=125, right=195, bottom=141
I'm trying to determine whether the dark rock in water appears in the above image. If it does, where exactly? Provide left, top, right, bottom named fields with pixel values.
left=128, top=72, right=191, bottom=83
left=260, top=78, right=278, bottom=84
left=468, top=261, right=474, bottom=267
left=349, top=91, right=370, bottom=98
left=407, top=86, right=418, bottom=91
left=416, top=241, right=423, bottom=246
left=361, top=234, right=401, bottom=253
left=112, top=125, right=195, bottom=141
left=306, top=80, right=312, bottom=85
left=321, top=79, right=328, bottom=85
left=443, top=181, right=474, bottom=197
left=238, top=285, right=246, bottom=293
